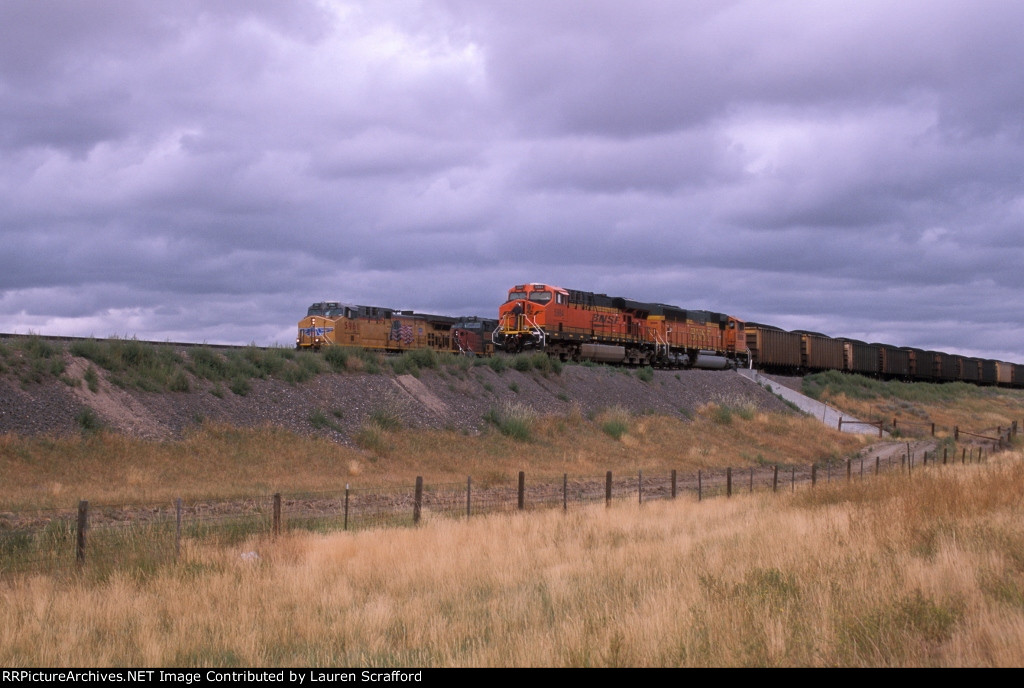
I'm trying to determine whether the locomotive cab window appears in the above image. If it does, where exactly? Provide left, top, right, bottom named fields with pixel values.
left=507, top=291, right=526, bottom=302
left=528, top=291, right=552, bottom=303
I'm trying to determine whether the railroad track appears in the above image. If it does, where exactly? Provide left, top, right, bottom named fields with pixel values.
left=0, top=332, right=252, bottom=351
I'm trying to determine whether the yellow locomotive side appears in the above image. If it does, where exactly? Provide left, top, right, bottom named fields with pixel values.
left=297, top=302, right=455, bottom=353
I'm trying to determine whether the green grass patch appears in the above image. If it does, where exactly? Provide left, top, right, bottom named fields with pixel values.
left=309, top=409, right=342, bottom=432
left=391, top=348, right=440, bottom=377
left=370, top=408, right=402, bottom=431
left=75, top=407, right=103, bottom=434
left=803, top=370, right=990, bottom=404
left=483, top=401, right=536, bottom=441
left=599, top=405, right=632, bottom=440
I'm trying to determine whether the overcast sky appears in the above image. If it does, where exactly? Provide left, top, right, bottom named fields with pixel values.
left=2, top=1, right=1022, bottom=361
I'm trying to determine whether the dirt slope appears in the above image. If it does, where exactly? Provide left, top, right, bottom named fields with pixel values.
left=0, top=352, right=794, bottom=444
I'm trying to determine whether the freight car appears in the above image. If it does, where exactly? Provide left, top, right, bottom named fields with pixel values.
left=296, top=301, right=495, bottom=356
left=491, top=283, right=748, bottom=368
left=797, top=330, right=845, bottom=372
left=745, top=324, right=801, bottom=370
left=742, top=322, right=1021, bottom=387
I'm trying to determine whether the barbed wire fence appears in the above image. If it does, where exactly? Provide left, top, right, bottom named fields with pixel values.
left=1, top=422, right=1017, bottom=577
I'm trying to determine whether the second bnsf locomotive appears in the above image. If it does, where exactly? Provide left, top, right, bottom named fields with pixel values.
left=492, top=283, right=748, bottom=369
left=297, top=301, right=495, bottom=356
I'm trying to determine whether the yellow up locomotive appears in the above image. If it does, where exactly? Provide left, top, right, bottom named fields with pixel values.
left=297, top=301, right=494, bottom=356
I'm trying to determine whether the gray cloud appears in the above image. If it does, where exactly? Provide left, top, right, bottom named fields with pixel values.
left=2, top=0, right=1023, bottom=363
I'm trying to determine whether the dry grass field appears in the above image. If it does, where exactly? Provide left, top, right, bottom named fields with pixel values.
left=1, top=449, right=1023, bottom=667
left=0, top=402, right=867, bottom=510
left=2, top=369, right=1024, bottom=667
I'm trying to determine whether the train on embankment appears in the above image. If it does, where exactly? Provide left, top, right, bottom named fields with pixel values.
left=296, top=301, right=496, bottom=357
left=297, top=283, right=1024, bottom=387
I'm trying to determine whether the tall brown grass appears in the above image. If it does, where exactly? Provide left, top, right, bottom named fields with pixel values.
left=0, top=408, right=866, bottom=509
left=2, top=450, right=1022, bottom=667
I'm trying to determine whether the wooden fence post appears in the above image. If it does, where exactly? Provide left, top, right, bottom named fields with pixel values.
left=773, top=465, right=778, bottom=492
left=76, top=500, right=88, bottom=566
left=846, top=459, right=851, bottom=482
left=175, top=498, right=182, bottom=561
left=671, top=469, right=677, bottom=499
left=517, top=471, right=525, bottom=511
left=638, top=470, right=643, bottom=505
left=414, top=477, right=423, bottom=524
left=563, top=473, right=568, bottom=512
left=467, top=476, right=472, bottom=518
left=727, top=467, right=732, bottom=498
left=791, top=467, right=795, bottom=491
left=273, top=493, right=281, bottom=537
left=698, top=470, right=702, bottom=502
left=606, top=471, right=612, bottom=507
left=749, top=467, right=754, bottom=493
left=811, top=464, right=817, bottom=488
left=875, top=456, right=880, bottom=475
left=344, top=484, right=350, bottom=531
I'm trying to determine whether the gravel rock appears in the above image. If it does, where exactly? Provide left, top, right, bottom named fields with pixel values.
left=0, top=355, right=793, bottom=442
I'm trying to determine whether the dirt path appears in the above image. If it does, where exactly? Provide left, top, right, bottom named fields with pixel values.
left=65, top=356, right=170, bottom=439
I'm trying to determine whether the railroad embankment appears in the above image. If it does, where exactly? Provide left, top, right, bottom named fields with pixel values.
left=0, top=338, right=793, bottom=443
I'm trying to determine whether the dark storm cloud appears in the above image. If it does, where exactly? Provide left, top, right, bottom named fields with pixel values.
left=1, top=0, right=1023, bottom=361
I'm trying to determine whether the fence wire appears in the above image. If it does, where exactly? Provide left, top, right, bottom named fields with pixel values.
left=0, top=440, right=1006, bottom=577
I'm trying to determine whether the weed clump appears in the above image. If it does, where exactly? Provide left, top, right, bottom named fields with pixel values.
left=598, top=405, right=632, bottom=440
left=484, top=401, right=536, bottom=441
left=83, top=366, right=100, bottom=393
left=309, top=409, right=343, bottom=432
left=391, top=348, right=440, bottom=377
left=75, top=407, right=103, bottom=435
left=369, top=408, right=402, bottom=431
left=511, top=355, right=532, bottom=373
left=705, top=402, right=756, bottom=425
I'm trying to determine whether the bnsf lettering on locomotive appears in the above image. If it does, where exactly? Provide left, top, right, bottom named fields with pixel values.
left=592, top=314, right=619, bottom=326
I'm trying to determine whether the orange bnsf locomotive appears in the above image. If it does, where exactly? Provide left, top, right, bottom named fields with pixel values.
left=297, top=301, right=495, bottom=356
left=492, top=283, right=748, bottom=368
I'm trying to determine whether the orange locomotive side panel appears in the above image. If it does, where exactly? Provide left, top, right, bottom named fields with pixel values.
left=495, top=283, right=747, bottom=368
